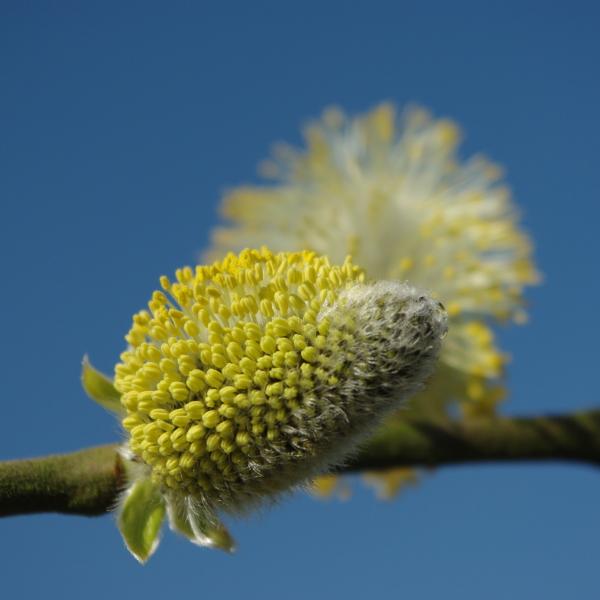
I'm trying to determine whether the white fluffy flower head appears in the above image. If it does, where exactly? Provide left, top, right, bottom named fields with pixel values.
left=209, top=104, right=539, bottom=420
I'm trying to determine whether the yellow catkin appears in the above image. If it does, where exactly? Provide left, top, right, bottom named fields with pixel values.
left=115, top=249, right=365, bottom=498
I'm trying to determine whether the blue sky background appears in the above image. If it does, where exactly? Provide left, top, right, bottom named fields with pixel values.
left=1, top=1, right=599, bottom=598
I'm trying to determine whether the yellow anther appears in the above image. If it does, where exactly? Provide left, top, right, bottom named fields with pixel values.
left=208, top=320, right=224, bottom=336
left=184, top=320, right=200, bottom=337
left=285, top=371, right=299, bottom=386
left=152, top=390, right=171, bottom=405
left=242, top=295, right=259, bottom=314
left=189, top=440, right=206, bottom=456
left=226, top=342, right=244, bottom=362
left=239, top=357, right=256, bottom=375
left=259, top=335, right=276, bottom=354
left=234, top=393, right=250, bottom=409
left=205, top=369, right=225, bottom=388
left=219, top=405, right=237, bottom=419
left=186, top=424, right=205, bottom=442
left=259, top=299, right=274, bottom=317
left=216, top=420, right=234, bottom=437
left=285, top=351, right=299, bottom=367
left=122, top=415, right=142, bottom=430
left=169, top=382, right=189, bottom=402
left=206, top=286, right=221, bottom=298
left=186, top=374, right=206, bottom=393
left=183, top=402, right=203, bottom=420
left=234, top=374, right=252, bottom=389
left=212, top=353, right=227, bottom=369
left=168, top=308, right=184, bottom=322
left=283, top=386, right=298, bottom=400
left=150, top=326, right=168, bottom=340
left=170, top=427, right=186, bottom=444
left=157, top=432, right=171, bottom=447
left=245, top=341, right=262, bottom=360
left=235, top=431, right=250, bottom=446
left=221, top=440, right=237, bottom=454
left=270, top=367, right=285, bottom=380
left=206, top=434, right=221, bottom=452
left=253, top=370, right=269, bottom=388
left=292, top=334, right=307, bottom=350
left=288, top=294, right=305, bottom=311
left=222, top=362, right=241, bottom=379
left=149, top=408, right=170, bottom=421
left=250, top=390, right=266, bottom=405
left=271, top=351, right=285, bottom=368
left=179, top=453, right=195, bottom=470
left=304, top=265, right=317, bottom=283
left=301, top=346, right=318, bottom=363
left=274, top=291, right=289, bottom=314
left=256, top=355, right=272, bottom=370
left=202, top=410, right=220, bottom=429
left=172, top=414, right=190, bottom=428
left=315, top=335, right=327, bottom=349
left=142, top=362, right=161, bottom=379
left=219, top=386, right=236, bottom=402
left=205, top=389, right=220, bottom=406
left=177, top=355, right=196, bottom=376
left=304, top=310, right=317, bottom=325
left=271, top=318, right=291, bottom=337
left=298, top=282, right=316, bottom=301
left=197, top=309, right=210, bottom=327
left=159, top=358, right=177, bottom=373
left=231, top=327, right=246, bottom=344
left=266, top=382, right=283, bottom=396
left=317, top=320, right=330, bottom=336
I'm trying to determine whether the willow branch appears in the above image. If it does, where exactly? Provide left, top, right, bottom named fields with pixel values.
left=344, top=410, right=600, bottom=471
left=2, top=409, right=600, bottom=518
left=0, top=445, right=124, bottom=517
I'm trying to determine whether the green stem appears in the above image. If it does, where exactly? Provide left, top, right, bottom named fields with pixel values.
left=346, top=410, right=600, bottom=471
left=0, top=445, right=124, bottom=517
left=1, top=410, right=600, bottom=517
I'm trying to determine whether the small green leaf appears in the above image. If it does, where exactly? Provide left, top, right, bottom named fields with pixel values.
left=166, top=498, right=196, bottom=539
left=167, top=497, right=236, bottom=553
left=118, top=478, right=166, bottom=563
left=81, top=355, right=122, bottom=413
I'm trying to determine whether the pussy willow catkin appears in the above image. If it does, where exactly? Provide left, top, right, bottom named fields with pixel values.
left=115, top=248, right=447, bottom=512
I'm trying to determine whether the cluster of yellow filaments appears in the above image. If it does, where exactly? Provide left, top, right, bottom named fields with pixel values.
left=114, top=248, right=365, bottom=503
